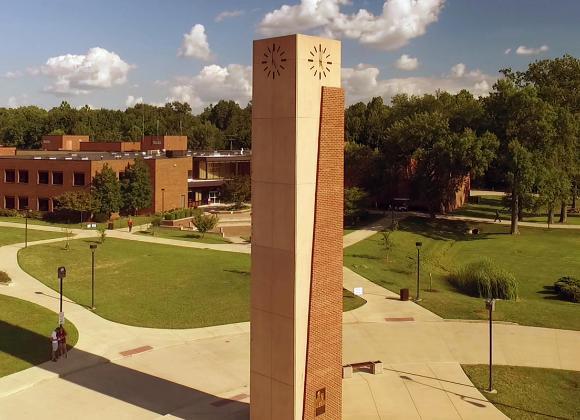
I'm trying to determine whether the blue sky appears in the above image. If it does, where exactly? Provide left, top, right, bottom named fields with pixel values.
left=1, top=0, right=579, bottom=111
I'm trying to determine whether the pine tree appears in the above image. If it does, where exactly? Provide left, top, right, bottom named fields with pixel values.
left=121, top=158, right=152, bottom=215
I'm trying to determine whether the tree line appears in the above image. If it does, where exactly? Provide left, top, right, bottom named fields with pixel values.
left=0, top=100, right=251, bottom=151
left=345, top=55, right=579, bottom=234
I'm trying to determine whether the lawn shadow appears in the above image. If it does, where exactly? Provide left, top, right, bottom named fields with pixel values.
left=399, top=217, right=509, bottom=242
left=0, top=320, right=249, bottom=418
left=224, top=269, right=250, bottom=276
left=537, top=285, right=568, bottom=302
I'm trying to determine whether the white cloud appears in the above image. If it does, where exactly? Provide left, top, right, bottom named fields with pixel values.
left=215, top=10, right=244, bottom=22
left=166, top=64, right=252, bottom=112
left=178, top=24, right=213, bottom=61
left=451, top=62, right=466, bottom=77
left=125, top=95, right=143, bottom=107
left=38, top=47, right=133, bottom=96
left=504, top=48, right=511, bottom=55
left=2, top=71, right=23, bottom=79
left=515, top=45, right=549, bottom=55
left=395, top=54, right=419, bottom=71
left=342, top=62, right=496, bottom=104
left=258, top=0, right=445, bottom=50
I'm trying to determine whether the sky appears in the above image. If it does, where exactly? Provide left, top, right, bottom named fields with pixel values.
left=1, top=0, right=579, bottom=112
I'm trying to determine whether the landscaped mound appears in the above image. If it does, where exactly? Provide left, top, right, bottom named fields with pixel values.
left=554, top=276, right=580, bottom=303
left=448, top=259, right=518, bottom=300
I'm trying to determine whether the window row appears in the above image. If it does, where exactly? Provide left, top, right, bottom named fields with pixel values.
left=3, top=169, right=85, bottom=186
left=3, top=196, right=52, bottom=211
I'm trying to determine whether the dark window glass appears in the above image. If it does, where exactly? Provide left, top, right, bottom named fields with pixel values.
left=5, top=170, right=15, bottom=183
left=19, top=196, right=28, bottom=210
left=38, top=171, right=49, bottom=184
left=5, top=196, right=16, bottom=209
left=18, top=170, right=29, bottom=184
left=73, top=172, right=85, bottom=186
left=52, top=172, right=64, bottom=185
left=38, top=198, right=50, bottom=212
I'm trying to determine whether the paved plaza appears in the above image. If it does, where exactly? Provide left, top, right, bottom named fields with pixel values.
left=0, top=220, right=578, bottom=419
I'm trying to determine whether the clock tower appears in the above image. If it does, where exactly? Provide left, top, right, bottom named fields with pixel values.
left=251, top=34, right=344, bottom=420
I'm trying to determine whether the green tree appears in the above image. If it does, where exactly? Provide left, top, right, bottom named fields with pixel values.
left=54, top=190, right=100, bottom=223
left=121, top=158, right=152, bottom=215
left=344, top=187, right=368, bottom=226
left=93, top=164, right=122, bottom=218
left=222, top=175, right=251, bottom=207
left=192, top=213, right=219, bottom=238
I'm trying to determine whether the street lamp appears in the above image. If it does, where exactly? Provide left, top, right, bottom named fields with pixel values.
left=161, top=188, right=166, bottom=214
left=415, top=242, right=423, bottom=302
left=90, top=244, right=97, bottom=310
left=24, top=207, right=30, bottom=248
left=484, top=298, right=497, bottom=394
left=57, top=266, right=66, bottom=324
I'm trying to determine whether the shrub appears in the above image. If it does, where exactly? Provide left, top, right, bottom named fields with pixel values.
left=0, top=271, right=11, bottom=284
left=0, top=209, right=19, bottom=217
left=448, top=259, right=518, bottom=300
left=97, top=226, right=107, bottom=244
left=554, top=277, right=580, bottom=303
left=192, top=213, right=219, bottom=238
left=93, top=213, right=109, bottom=223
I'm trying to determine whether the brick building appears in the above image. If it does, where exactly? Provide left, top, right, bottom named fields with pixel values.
left=189, top=150, right=251, bottom=205
left=0, top=135, right=191, bottom=214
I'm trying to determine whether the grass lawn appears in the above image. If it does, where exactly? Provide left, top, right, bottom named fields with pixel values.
left=454, top=195, right=580, bottom=225
left=0, top=215, right=153, bottom=230
left=0, top=295, right=78, bottom=378
left=463, top=365, right=580, bottom=420
left=0, top=226, right=64, bottom=247
left=343, top=289, right=366, bottom=311
left=344, top=217, right=580, bottom=330
left=19, top=238, right=365, bottom=328
left=136, top=228, right=231, bottom=244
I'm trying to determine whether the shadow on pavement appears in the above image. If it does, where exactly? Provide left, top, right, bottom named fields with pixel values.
left=0, top=321, right=249, bottom=418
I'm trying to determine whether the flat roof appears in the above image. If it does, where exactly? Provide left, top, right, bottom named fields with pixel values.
left=0, top=151, right=192, bottom=161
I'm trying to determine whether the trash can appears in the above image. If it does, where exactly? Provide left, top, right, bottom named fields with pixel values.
left=400, top=288, right=409, bottom=301
left=107, top=222, right=114, bottom=230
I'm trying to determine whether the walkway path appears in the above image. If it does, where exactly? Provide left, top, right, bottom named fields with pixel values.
left=1, top=220, right=578, bottom=419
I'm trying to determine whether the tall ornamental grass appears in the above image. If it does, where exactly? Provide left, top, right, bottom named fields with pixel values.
left=448, top=259, right=518, bottom=300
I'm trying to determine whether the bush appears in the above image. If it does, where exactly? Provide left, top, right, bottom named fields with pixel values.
left=554, top=277, right=580, bottom=303
left=448, top=259, right=518, bottom=300
left=0, top=271, right=11, bottom=284
left=93, top=213, right=109, bottom=223
left=192, top=213, right=219, bottom=238
left=0, top=209, right=19, bottom=217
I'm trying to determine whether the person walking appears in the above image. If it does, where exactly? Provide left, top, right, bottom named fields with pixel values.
left=494, top=209, right=502, bottom=223
left=50, top=328, right=59, bottom=362
left=127, top=218, right=134, bottom=233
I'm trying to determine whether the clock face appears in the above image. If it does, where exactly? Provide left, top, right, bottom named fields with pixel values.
left=261, top=42, right=287, bottom=80
left=308, top=43, right=333, bottom=80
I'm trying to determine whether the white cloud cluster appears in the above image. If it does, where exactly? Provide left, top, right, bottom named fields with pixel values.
left=39, top=47, right=133, bottom=96
left=342, top=62, right=495, bottom=104
left=395, top=54, right=419, bottom=71
left=166, top=64, right=252, bottom=112
left=258, top=0, right=445, bottom=50
left=215, top=10, right=244, bottom=22
left=125, top=95, right=143, bottom=107
left=515, top=45, right=549, bottom=55
left=178, top=24, right=213, bottom=61
left=2, top=71, right=23, bottom=79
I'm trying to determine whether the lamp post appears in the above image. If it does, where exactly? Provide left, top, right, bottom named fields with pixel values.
left=90, top=244, right=97, bottom=310
left=415, top=242, right=423, bottom=301
left=485, top=298, right=497, bottom=394
left=161, top=188, right=166, bottom=214
left=57, top=266, right=66, bottom=324
left=24, top=207, right=30, bottom=248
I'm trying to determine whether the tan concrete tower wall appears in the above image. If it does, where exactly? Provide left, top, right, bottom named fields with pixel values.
left=251, top=34, right=342, bottom=420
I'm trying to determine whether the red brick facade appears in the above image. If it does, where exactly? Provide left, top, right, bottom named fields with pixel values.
left=303, top=87, right=344, bottom=420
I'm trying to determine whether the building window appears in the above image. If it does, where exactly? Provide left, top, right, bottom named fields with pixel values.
left=18, top=170, right=29, bottom=184
left=5, top=196, right=16, bottom=209
left=73, top=172, right=85, bottom=186
left=38, top=198, right=50, bottom=212
left=209, top=190, right=220, bottom=204
left=18, top=196, right=29, bottom=210
left=4, top=169, right=16, bottom=183
left=38, top=171, right=49, bottom=184
left=52, top=171, right=64, bottom=185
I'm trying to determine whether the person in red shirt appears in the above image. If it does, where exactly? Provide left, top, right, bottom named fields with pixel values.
left=128, top=218, right=134, bottom=233
left=57, top=326, right=68, bottom=358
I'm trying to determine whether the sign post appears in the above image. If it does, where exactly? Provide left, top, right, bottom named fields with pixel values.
left=484, top=298, right=497, bottom=394
left=57, top=266, right=66, bottom=324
